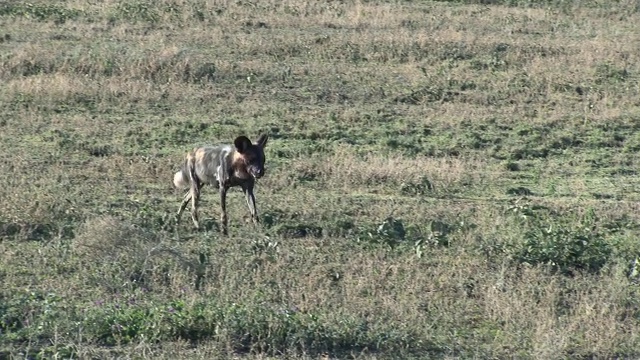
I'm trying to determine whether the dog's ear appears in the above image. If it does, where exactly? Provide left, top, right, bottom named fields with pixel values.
left=234, top=136, right=253, bottom=153
left=255, top=133, right=269, bottom=149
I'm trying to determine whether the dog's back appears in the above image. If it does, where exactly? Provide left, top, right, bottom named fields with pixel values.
left=173, top=144, right=233, bottom=189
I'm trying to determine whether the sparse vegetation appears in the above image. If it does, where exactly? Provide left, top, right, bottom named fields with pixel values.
left=2, top=0, right=640, bottom=358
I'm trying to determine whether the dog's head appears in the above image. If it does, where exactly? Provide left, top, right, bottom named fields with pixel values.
left=234, top=134, right=269, bottom=179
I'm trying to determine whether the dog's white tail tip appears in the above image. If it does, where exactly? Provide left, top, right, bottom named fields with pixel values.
left=173, top=171, right=189, bottom=189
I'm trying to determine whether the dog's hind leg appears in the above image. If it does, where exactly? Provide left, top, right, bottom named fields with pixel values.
left=187, top=157, right=203, bottom=229
left=176, top=191, right=191, bottom=222
left=189, top=182, right=202, bottom=229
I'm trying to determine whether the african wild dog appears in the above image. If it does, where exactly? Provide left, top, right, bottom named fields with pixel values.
left=173, top=134, right=268, bottom=235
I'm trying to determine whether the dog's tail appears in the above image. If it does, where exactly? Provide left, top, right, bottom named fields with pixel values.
left=173, top=153, right=196, bottom=190
left=173, top=169, right=189, bottom=189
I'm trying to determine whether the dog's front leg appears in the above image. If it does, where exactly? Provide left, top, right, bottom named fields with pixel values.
left=242, top=183, right=259, bottom=225
left=219, top=185, right=229, bottom=235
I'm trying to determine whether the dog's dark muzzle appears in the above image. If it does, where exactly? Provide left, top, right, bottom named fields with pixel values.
left=251, top=168, right=265, bottom=178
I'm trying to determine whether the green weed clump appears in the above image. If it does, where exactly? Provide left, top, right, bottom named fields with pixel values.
left=85, top=298, right=434, bottom=356
left=0, top=3, right=82, bottom=23
left=508, top=203, right=615, bottom=274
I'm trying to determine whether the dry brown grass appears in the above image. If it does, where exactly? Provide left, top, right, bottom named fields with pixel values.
left=2, top=0, right=640, bottom=358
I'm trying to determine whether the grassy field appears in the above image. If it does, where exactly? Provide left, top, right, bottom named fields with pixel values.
left=2, top=0, right=640, bottom=358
